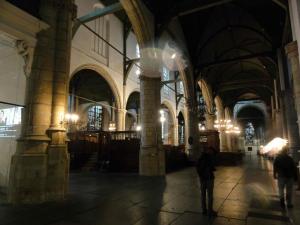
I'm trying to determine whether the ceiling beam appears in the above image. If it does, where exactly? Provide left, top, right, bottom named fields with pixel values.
left=178, top=0, right=234, bottom=17
left=78, top=2, right=122, bottom=24
left=217, top=79, right=273, bottom=93
left=73, top=2, right=123, bottom=37
left=197, top=51, right=275, bottom=70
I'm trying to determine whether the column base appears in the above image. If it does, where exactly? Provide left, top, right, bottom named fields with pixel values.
left=139, top=146, right=165, bottom=176
left=8, top=136, right=69, bottom=204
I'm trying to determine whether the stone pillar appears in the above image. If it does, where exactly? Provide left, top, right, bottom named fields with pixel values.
left=285, top=41, right=300, bottom=160
left=47, top=0, right=75, bottom=201
left=139, top=76, right=164, bottom=175
left=277, top=49, right=289, bottom=139
left=117, top=108, right=125, bottom=131
left=185, top=99, right=199, bottom=160
left=282, top=90, right=300, bottom=160
left=205, top=113, right=215, bottom=130
left=224, top=107, right=233, bottom=151
left=272, top=79, right=283, bottom=137
left=174, top=120, right=179, bottom=146
left=8, top=0, right=76, bottom=203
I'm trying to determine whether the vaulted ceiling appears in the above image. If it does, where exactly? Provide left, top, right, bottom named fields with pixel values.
left=142, top=0, right=290, bottom=107
left=9, top=0, right=291, bottom=109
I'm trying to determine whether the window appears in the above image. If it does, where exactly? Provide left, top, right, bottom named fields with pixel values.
left=135, top=44, right=141, bottom=77
left=87, top=105, right=103, bottom=130
left=136, top=44, right=140, bottom=58
left=178, top=121, right=185, bottom=145
left=179, top=81, right=184, bottom=94
left=92, top=5, right=109, bottom=58
left=162, top=67, right=170, bottom=95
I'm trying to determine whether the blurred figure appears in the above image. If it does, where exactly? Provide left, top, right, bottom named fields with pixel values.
left=273, top=146, right=298, bottom=209
left=196, top=146, right=217, bottom=217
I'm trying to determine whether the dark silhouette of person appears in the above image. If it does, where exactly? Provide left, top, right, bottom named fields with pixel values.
left=196, top=146, right=217, bottom=217
left=273, top=146, right=298, bottom=209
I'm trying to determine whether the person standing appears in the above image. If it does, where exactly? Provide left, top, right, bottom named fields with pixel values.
left=273, top=146, right=298, bottom=208
left=196, top=147, right=217, bottom=217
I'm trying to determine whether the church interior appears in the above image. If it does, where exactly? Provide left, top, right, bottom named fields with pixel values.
left=0, top=0, right=300, bottom=224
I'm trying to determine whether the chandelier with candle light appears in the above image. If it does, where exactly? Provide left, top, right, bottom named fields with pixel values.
left=214, top=119, right=241, bottom=135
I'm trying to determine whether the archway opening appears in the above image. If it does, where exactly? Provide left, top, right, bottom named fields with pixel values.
left=125, top=91, right=140, bottom=131
left=69, top=69, right=118, bottom=131
left=236, top=106, right=266, bottom=152
left=177, top=111, right=185, bottom=146
left=160, top=104, right=175, bottom=145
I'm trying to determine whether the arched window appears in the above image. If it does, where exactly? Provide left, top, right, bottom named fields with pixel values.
left=87, top=105, right=103, bottom=130
left=135, top=44, right=141, bottom=77
left=162, top=67, right=170, bottom=95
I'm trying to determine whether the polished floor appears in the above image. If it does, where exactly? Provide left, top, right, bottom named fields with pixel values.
left=0, top=154, right=299, bottom=225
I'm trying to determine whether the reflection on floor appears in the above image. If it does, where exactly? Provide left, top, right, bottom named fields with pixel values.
left=0, top=154, right=299, bottom=225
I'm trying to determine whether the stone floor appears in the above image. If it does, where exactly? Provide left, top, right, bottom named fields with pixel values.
left=0, top=154, right=299, bottom=225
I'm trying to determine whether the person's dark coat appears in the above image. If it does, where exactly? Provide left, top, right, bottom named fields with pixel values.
left=274, top=153, right=298, bottom=181
left=196, top=152, right=216, bottom=180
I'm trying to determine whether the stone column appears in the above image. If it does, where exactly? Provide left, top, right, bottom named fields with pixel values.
left=185, top=99, right=199, bottom=160
left=225, top=107, right=233, bottom=151
left=173, top=120, right=179, bottom=146
left=117, top=108, right=125, bottom=131
left=285, top=41, right=300, bottom=160
left=139, top=76, right=164, bottom=175
left=8, top=0, right=76, bottom=203
left=272, top=79, right=283, bottom=137
left=282, top=90, right=300, bottom=160
left=46, top=0, right=75, bottom=200
left=277, top=49, right=289, bottom=139
left=205, top=113, right=215, bottom=130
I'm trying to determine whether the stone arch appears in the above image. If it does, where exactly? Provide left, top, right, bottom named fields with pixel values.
left=125, top=89, right=140, bottom=107
left=125, top=90, right=140, bottom=131
left=233, top=101, right=268, bottom=120
left=70, top=64, right=122, bottom=110
left=161, top=100, right=176, bottom=126
left=224, top=107, right=232, bottom=120
left=214, top=95, right=224, bottom=119
left=177, top=61, right=193, bottom=100
left=198, top=79, right=214, bottom=114
left=161, top=100, right=177, bottom=145
left=120, top=0, right=154, bottom=48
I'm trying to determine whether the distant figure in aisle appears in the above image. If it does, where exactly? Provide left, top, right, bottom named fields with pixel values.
left=273, top=146, right=298, bottom=209
left=196, top=146, right=217, bottom=217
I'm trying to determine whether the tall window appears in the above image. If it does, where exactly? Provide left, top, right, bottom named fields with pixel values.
left=162, top=67, right=170, bottom=95
left=88, top=105, right=103, bottom=130
left=92, top=5, right=109, bottom=58
left=178, top=120, right=185, bottom=145
left=136, top=44, right=140, bottom=58
left=135, top=44, right=141, bottom=77
left=179, top=81, right=184, bottom=94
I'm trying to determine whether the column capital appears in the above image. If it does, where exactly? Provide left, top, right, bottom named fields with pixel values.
left=16, top=40, right=34, bottom=78
left=285, top=41, right=298, bottom=58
